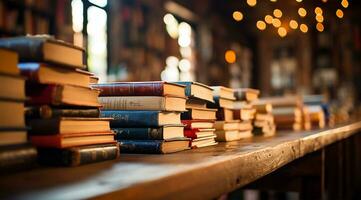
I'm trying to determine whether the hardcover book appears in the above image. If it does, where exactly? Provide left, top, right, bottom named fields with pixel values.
left=0, top=144, right=37, bottom=173
left=37, top=143, right=120, bottom=166
left=0, top=48, right=19, bottom=75
left=214, top=121, right=240, bottom=131
left=190, top=135, right=217, bottom=148
left=92, top=81, right=186, bottom=97
left=174, top=81, right=214, bottom=103
left=216, top=108, right=234, bottom=121
left=215, top=130, right=241, bottom=142
left=26, top=105, right=100, bottom=119
left=118, top=138, right=190, bottom=154
left=0, top=74, right=25, bottom=100
left=99, top=96, right=186, bottom=112
left=0, top=35, right=85, bottom=68
left=101, top=110, right=181, bottom=127
left=234, top=88, right=260, bottom=101
left=0, top=129, right=27, bottom=146
left=113, top=125, right=184, bottom=140
left=208, top=96, right=234, bottom=109
left=181, top=108, right=217, bottom=120
left=182, top=120, right=214, bottom=129
left=210, top=86, right=236, bottom=100
left=184, top=128, right=215, bottom=139
left=0, top=100, right=25, bottom=128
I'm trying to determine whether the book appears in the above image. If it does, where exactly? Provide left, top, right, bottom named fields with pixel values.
left=214, top=121, right=240, bottom=131
left=252, top=102, right=272, bottom=113
left=0, top=74, right=25, bottom=100
left=118, top=138, right=190, bottom=154
left=28, top=117, right=111, bottom=135
left=0, top=48, right=19, bottom=75
left=26, top=84, right=101, bottom=107
left=186, top=98, right=207, bottom=109
left=89, top=76, right=99, bottom=84
left=190, top=135, right=217, bottom=148
left=113, top=125, right=184, bottom=140
left=37, top=143, right=120, bottom=166
left=174, top=81, right=214, bottom=102
left=0, top=144, right=37, bottom=173
left=234, top=88, right=260, bottom=101
left=98, top=96, right=186, bottom=112
left=239, top=130, right=253, bottom=139
left=0, top=100, right=25, bottom=128
left=0, top=35, right=85, bottom=68
left=233, top=101, right=253, bottom=110
left=30, top=132, right=115, bottom=148
left=238, top=121, right=253, bottom=131
left=211, top=86, right=235, bottom=100
left=215, top=130, right=241, bottom=142
left=0, top=129, right=27, bottom=146
left=208, top=96, right=234, bottom=109
left=258, top=96, right=302, bottom=108
left=19, top=63, right=92, bottom=88
left=233, top=108, right=256, bottom=121
left=26, top=105, right=100, bottom=119
left=181, top=108, right=217, bottom=120
left=182, top=120, right=214, bottom=129
left=101, top=110, right=181, bottom=127
left=92, top=81, right=186, bottom=97
left=255, top=113, right=274, bottom=123
left=184, top=128, right=216, bottom=139
left=216, top=108, right=234, bottom=121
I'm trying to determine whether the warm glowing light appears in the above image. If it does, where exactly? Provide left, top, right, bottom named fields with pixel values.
left=296, top=0, right=302, bottom=2
left=315, top=7, right=323, bottom=15
left=278, top=27, right=287, bottom=37
left=233, top=11, right=244, bottom=21
left=336, top=9, right=344, bottom=18
left=270, top=0, right=277, bottom=2
left=322, top=0, right=328, bottom=2
left=273, top=9, right=282, bottom=18
left=316, top=15, right=324, bottom=23
left=316, top=23, right=324, bottom=32
left=265, top=15, right=273, bottom=24
left=341, top=0, right=349, bottom=8
left=298, top=8, right=307, bottom=17
left=256, top=20, right=266, bottom=30
left=225, top=50, right=236, bottom=64
left=289, top=20, right=298, bottom=29
left=300, top=24, right=308, bottom=33
left=247, top=0, right=257, bottom=7
left=272, top=18, right=281, bottom=28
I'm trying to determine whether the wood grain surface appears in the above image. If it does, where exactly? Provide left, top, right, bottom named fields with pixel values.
left=1, top=121, right=361, bottom=200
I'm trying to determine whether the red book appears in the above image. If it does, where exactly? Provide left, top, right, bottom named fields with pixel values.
left=92, top=81, right=186, bottom=97
left=182, top=120, right=214, bottom=129
left=184, top=128, right=215, bottom=139
left=26, top=83, right=101, bottom=107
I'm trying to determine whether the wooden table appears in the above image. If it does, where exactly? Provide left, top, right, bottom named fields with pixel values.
left=1, top=121, right=361, bottom=200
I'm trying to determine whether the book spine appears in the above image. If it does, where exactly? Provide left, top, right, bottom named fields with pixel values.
left=28, top=118, right=59, bottom=135
left=181, top=120, right=193, bottom=129
left=25, top=83, right=58, bottom=105
left=0, top=145, right=37, bottom=173
left=216, top=109, right=226, bottom=120
left=181, top=111, right=193, bottom=120
left=0, top=38, right=44, bottom=62
left=26, top=106, right=100, bottom=119
left=183, top=129, right=199, bottom=139
left=37, top=144, right=120, bottom=166
left=118, top=140, right=163, bottom=154
left=100, top=110, right=160, bottom=127
left=94, top=82, right=165, bottom=96
left=99, top=96, right=165, bottom=111
left=113, top=127, right=164, bottom=140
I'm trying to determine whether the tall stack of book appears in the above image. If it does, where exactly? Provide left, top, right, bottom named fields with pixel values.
left=0, top=48, right=37, bottom=172
left=175, top=82, right=217, bottom=148
left=260, top=96, right=304, bottom=131
left=0, top=36, right=119, bottom=166
left=210, top=86, right=244, bottom=142
left=233, top=88, right=258, bottom=137
left=93, top=81, right=190, bottom=154
left=252, top=100, right=276, bottom=136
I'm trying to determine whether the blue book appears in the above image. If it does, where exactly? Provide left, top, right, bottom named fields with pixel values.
left=113, top=125, right=184, bottom=140
left=173, top=81, right=214, bottom=103
left=100, top=110, right=181, bottom=127
left=118, top=138, right=190, bottom=154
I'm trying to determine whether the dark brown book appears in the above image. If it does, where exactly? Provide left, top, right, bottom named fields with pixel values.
left=37, top=143, right=119, bottom=166
left=92, top=81, right=186, bottom=97
left=28, top=117, right=111, bottom=135
left=0, top=35, right=85, bottom=68
left=0, top=144, right=37, bottom=173
left=26, top=105, right=100, bottom=119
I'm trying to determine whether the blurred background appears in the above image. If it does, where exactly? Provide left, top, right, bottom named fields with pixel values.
left=0, top=0, right=360, bottom=118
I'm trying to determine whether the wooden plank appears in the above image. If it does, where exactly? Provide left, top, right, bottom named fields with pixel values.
left=0, top=121, right=361, bottom=200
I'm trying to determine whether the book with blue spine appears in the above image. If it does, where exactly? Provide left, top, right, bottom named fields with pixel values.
left=100, top=110, right=181, bottom=127
left=113, top=125, right=184, bottom=140
left=173, top=81, right=214, bottom=103
left=118, top=138, right=190, bottom=154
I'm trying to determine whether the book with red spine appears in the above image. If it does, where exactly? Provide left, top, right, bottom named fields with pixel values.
left=183, top=128, right=215, bottom=139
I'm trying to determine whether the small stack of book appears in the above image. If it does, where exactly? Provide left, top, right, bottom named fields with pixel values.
left=233, top=88, right=258, bottom=137
left=0, top=36, right=119, bottom=166
left=303, top=95, right=330, bottom=128
left=260, top=96, right=304, bottom=131
left=304, top=105, right=326, bottom=129
left=252, top=101, right=276, bottom=136
left=210, top=86, right=242, bottom=142
left=0, top=48, right=37, bottom=172
left=175, top=82, right=218, bottom=148
left=93, top=81, right=191, bottom=154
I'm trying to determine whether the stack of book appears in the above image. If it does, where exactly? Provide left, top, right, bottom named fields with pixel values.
left=0, top=36, right=119, bottom=166
left=175, top=82, right=217, bottom=148
left=210, top=86, right=243, bottom=142
left=252, top=100, right=276, bottom=136
left=93, top=81, right=191, bottom=154
left=303, top=95, right=330, bottom=128
left=304, top=105, right=326, bottom=129
left=0, top=48, right=37, bottom=172
left=260, top=96, right=304, bottom=131
left=233, top=88, right=258, bottom=137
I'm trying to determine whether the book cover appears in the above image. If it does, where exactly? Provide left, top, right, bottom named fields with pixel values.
left=118, top=138, right=189, bottom=154
left=37, top=143, right=119, bottom=166
left=113, top=127, right=167, bottom=140
left=0, top=144, right=37, bottom=173
left=26, top=105, right=100, bottom=119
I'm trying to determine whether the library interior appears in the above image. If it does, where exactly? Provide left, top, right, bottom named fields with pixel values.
left=0, top=0, right=361, bottom=199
